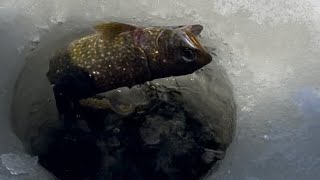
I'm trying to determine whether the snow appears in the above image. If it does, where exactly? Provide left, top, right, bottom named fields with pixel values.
left=0, top=0, right=320, bottom=179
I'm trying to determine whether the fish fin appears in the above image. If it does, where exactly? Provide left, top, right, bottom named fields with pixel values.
left=94, top=22, right=136, bottom=38
left=80, top=97, right=135, bottom=115
left=184, top=24, right=203, bottom=36
left=162, top=24, right=203, bottom=36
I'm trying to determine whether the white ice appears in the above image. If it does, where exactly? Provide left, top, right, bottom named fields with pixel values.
left=0, top=0, right=320, bottom=179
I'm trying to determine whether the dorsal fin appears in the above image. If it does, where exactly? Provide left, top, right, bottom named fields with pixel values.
left=94, top=22, right=137, bottom=38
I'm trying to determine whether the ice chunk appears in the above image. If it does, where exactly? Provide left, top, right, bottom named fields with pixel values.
left=0, top=153, right=56, bottom=179
left=1, top=153, right=38, bottom=175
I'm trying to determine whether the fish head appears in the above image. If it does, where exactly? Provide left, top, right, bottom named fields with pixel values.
left=148, top=25, right=212, bottom=78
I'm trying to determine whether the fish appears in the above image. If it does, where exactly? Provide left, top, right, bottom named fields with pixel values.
left=47, top=22, right=212, bottom=122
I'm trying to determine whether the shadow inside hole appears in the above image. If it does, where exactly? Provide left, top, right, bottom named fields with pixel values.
left=11, top=22, right=236, bottom=180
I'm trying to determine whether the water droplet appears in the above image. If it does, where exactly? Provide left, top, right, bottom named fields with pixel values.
left=17, top=46, right=25, bottom=54
left=263, top=135, right=270, bottom=140
left=113, top=128, right=120, bottom=134
left=31, top=36, right=40, bottom=44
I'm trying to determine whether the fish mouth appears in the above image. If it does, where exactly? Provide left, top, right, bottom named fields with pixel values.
left=198, top=52, right=212, bottom=67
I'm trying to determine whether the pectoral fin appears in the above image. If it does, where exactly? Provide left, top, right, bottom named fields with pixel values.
left=80, top=97, right=135, bottom=116
left=161, top=24, right=203, bottom=36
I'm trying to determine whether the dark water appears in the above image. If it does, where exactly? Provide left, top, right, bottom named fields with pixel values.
left=11, top=22, right=236, bottom=179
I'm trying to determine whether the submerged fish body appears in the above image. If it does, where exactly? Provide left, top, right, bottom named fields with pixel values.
left=47, top=22, right=212, bottom=118
left=47, top=22, right=211, bottom=99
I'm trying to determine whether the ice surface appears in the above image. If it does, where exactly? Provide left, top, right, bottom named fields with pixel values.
left=0, top=152, right=55, bottom=179
left=0, top=0, right=320, bottom=179
left=1, top=153, right=38, bottom=175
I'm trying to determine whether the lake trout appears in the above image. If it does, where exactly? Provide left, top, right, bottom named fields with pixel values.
left=47, top=22, right=212, bottom=123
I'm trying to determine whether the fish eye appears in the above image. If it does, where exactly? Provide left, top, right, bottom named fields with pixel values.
left=182, top=48, right=196, bottom=62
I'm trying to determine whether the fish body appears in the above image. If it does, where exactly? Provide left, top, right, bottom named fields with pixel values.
left=47, top=22, right=212, bottom=120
